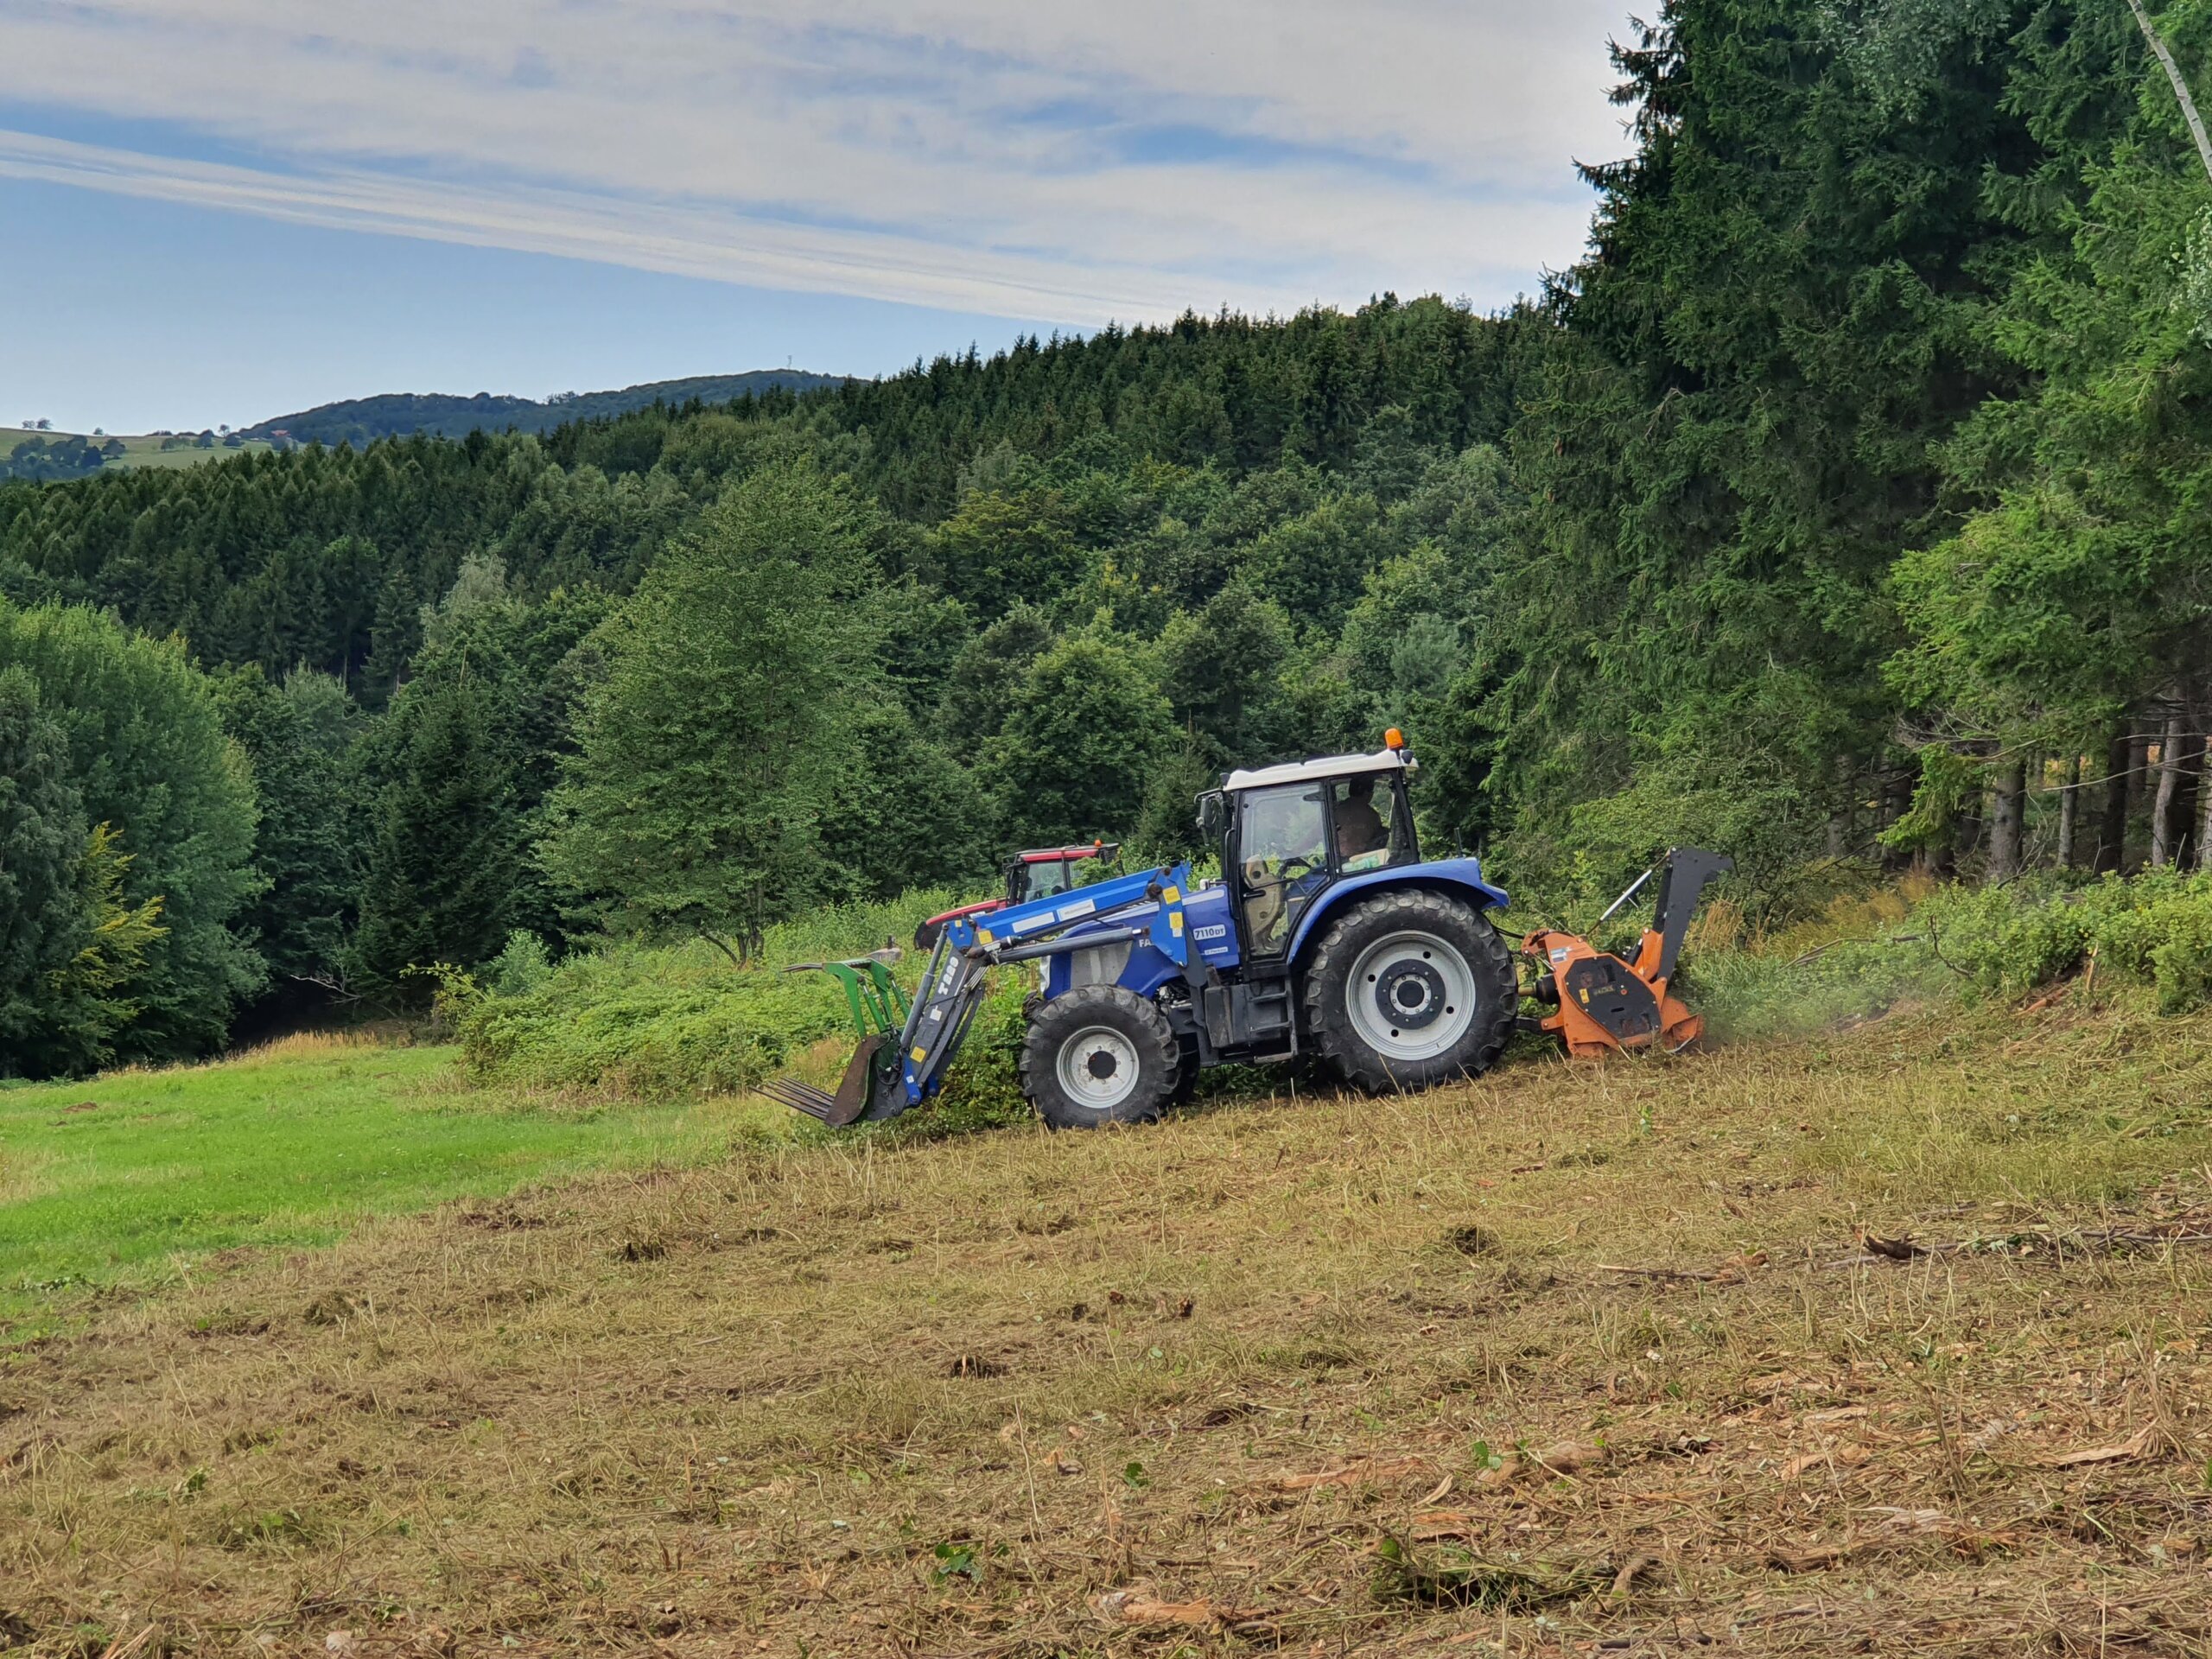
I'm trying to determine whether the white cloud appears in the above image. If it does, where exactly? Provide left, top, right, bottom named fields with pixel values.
left=0, top=0, right=1633, bottom=321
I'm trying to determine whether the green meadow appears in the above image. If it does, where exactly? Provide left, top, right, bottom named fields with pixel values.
left=0, top=1033, right=767, bottom=1336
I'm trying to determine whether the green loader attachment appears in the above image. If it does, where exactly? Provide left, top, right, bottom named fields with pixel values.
left=760, top=956, right=911, bottom=1128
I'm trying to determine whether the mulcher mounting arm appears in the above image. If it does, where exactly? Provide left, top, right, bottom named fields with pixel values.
left=766, top=863, right=1196, bottom=1127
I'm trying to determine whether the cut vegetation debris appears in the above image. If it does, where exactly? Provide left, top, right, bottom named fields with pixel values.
left=6, top=999, right=2212, bottom=1654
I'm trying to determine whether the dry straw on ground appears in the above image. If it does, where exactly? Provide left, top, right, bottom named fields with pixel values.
left=6, top=1000, right=2212, bottom=1656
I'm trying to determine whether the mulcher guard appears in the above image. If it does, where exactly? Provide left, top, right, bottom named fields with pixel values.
left=760, top=957, right=911, bottom=1127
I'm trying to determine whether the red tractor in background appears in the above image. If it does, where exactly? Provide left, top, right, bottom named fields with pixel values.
left=912, top=842, right=1121, bottom=952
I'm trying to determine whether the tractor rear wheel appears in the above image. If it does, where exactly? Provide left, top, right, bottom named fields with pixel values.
left=1301, top=891, right=1516, bottom=1094
left=1020, top=985, right=1180, bottom=1130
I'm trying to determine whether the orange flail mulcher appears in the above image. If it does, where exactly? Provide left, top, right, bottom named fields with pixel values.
left=1522, top=849, right=1734, bottom=1058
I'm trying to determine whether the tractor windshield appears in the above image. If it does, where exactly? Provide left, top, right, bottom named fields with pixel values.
left=1237, top=784, right=1328, bottom=956
left=1023, top=860, right=1074, bottom=902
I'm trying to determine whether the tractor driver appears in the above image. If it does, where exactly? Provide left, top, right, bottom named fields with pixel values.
left=1334, top=775, right=1389, bottom=867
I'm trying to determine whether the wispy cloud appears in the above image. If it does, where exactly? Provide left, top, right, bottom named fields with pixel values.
left=0, top=130, right=1218, bottom=319
left=0, top=0, right=1630, bottom=321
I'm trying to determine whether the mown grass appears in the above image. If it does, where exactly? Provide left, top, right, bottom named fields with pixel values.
left=0, top=1033, right=780, bottom=1338
left=7, top=995, right=2212, bottom=1656
left=10, top=872, right=2212, bottom=1653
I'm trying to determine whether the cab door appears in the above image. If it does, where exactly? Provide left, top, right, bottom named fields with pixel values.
left=1231, top=783, right=1332, bottom=960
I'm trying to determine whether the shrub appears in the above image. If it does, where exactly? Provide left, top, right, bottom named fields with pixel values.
left=2152, top=906, right=2212, bottom=1014
left=488, top=930, right=553, bottom=998
left=460, top=890, right=963, bottom=1101
left=1915, top=868, right=2212, bottom=1012
left=1689, top=868, right=2212, bottom=1039
left=873, top=976, right=1035, bottom=1141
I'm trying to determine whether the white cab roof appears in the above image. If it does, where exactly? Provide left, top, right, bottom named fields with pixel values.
left=1224, top=748, right=1415, bottom=792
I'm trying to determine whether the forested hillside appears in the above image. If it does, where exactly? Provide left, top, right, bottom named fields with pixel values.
left=235, top=370, right=848, bottom=448
left=3, top=0, right=2209, bottom=1077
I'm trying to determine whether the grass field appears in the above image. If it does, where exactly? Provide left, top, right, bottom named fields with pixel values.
left=6, top=429, right=276, bottom=474
left=0, top=1034, right=772, bottom=1339
left=107, top=435, right=276, bottom=471
left=7, top=993, right=2212, bottom=1655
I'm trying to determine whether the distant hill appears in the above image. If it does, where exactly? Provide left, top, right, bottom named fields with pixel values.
left=3, top=427, right=276, bottom=483
left=238, top=370, right=849, bottom=448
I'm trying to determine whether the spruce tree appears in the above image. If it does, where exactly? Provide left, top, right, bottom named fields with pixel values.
left=214, top=666, right=365, bottom=988
left=353, top=671, right=518, bottom=988
left=541, top=460, right=880, bottom=953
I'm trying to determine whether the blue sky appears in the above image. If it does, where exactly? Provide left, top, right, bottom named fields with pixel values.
left=0, top=2, right=1632, bottom=435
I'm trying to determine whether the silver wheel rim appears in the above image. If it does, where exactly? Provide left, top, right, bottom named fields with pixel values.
left=1056, top=1025, right=1142, bottom=1112
left=1346, top=930, right=1478, bottom=1063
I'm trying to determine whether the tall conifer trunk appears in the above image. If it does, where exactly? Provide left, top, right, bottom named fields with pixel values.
left=1988, top=758, right=2026, bottom=882
left=2127, top=725, right=2153, bottom=871
left=2096, top=723, right=2133, bottom=874
left=2177, top=733, right=2207, bottom=868
left=2152, top=706, right=2187, bottom=868
left=2056, top=754, right=2081, bottom=870
left=2199, top=750, right=2212, bottom=874
left=1826, top=755, right=1853, bottom=860
left=1880, top=766, right=1916, bottom=873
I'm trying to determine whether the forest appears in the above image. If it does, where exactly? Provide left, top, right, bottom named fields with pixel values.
left=3, top=0, right=2209, bottom=1078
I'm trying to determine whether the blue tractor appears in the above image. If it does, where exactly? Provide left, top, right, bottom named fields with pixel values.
left=766, top=735, right=1520, bottom=1130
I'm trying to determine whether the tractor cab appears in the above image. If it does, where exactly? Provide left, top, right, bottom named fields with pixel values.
left=1199, top=741, right=1420, bottom=963
left=1006, top=842, right=1120, bottom=906
left=913, top=842, right=1121, bottom=951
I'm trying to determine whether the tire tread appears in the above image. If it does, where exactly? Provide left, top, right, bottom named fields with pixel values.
left=1300, top=890, right=1516, bottom=1094
left=1018, top=984, right=1179, bottom=1129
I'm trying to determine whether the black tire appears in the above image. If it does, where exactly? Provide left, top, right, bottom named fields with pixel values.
left=1019, top=985, right=1179, bottom=1130
left=1168, top=1035, right=1201, bottom=1106
left=1301, top=891, right=1516, bottom=1095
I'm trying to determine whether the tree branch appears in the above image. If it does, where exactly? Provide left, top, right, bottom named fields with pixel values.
left=694, top=925, right=744, bottom=968
left=2128, top=0, right=2212, bottom=188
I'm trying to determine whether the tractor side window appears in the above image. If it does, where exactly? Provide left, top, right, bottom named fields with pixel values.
left=1238, top=785, right=1327, bottom=956
left=1330, top=776, right=1395, bottom=872
left=1027, top=860, right=1072, bottom=901
left=1330, top=775, right=1417, bottom=872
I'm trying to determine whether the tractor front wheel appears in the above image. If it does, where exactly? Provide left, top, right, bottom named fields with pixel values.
left=1302, top=891, right=1516, bottom=1094
left=1019, top=985, right=1179, bottom=1130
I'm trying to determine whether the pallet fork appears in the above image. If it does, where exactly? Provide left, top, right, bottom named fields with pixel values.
left=760, top=956, right=911, bottom=1127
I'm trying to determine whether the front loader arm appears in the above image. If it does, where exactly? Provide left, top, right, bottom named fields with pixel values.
left=892, top=862, right=1196, bottom=1109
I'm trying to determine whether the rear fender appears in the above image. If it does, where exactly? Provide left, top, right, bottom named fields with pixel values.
left=1285, top=858, right=1510, bottom=965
